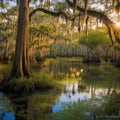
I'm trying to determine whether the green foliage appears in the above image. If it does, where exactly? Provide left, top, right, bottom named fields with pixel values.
left=53, top=101, right=90, bottom=120
left=104, top=92, right=120, bottom=115
left=54, top=2, right=67, bottom=12
left=7, top=72, right=54, bottom=94
left=53, top=92, right=120, bottom=120
left=55, top=33, right=71, bottom=41
left=79, top=29, right=110, bottom=48
left=39, top=24, right=53, bottom=35
left=29, top=24, right=53, bottom=36
left=0, top=63, right=11, bottom=81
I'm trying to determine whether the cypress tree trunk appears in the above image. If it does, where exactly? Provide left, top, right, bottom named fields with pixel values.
left=9, top=0, right=30, bottom=79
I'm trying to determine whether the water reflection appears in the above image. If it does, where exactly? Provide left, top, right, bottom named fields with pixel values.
left=45, top=59, right=120, bottom=113
left=0, top=59, right=120, bottom=120
left=52, top=78, right=120, bottom=113
left=0, top=92, right=15, bottom=120
left=43, top=59, right=84, bottom=78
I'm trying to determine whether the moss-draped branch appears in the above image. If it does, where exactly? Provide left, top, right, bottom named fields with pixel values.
left=66, top=0, right=120, bottom=44
left=29, top=1, right=120, bottom=44
left=29, top=8, right=70, bottom=23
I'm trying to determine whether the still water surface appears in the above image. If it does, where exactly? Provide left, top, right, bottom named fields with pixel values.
left=0, top=58, right=120, bottom=120
left=0, top=92, right=15, bottom=120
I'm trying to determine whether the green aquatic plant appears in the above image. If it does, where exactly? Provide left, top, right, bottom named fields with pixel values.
left=3, top=72, right=54, bottom=94
left=53, top=92, right=120, bottom=120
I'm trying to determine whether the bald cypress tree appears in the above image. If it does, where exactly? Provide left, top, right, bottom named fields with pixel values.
left=8, top=0, right=30, bottom=79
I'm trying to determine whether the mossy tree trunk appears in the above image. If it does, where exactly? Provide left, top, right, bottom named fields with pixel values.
left=9, top=0, right=30, bottom=79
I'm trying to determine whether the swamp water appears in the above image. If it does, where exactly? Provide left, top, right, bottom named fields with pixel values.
left=0, top=58, right=120, bottom=120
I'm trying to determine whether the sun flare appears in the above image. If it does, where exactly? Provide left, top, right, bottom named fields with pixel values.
left=116, top=22, right=120, bottom=27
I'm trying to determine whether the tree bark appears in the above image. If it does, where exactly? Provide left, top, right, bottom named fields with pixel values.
left=9, top=0, right=30, bottom=79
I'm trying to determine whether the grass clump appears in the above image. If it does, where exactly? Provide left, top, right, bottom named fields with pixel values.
left=34, top=72, right=54, bottom=90
left=0, top=63, right=12, bottom=81
left=53, top=92, right=120, bottom=120
left=5, top=72, right=54, bottom=94
left=53, top=101, right=91, bottom=120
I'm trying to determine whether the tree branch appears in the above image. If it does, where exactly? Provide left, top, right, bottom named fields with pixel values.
left=29, top=8, right=70, bottom=23
left=66, top=0, right=120, bottom=44
left=66, top=0, right=113, bottom=25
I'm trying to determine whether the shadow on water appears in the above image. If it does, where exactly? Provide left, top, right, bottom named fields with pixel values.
left=0, top=58, right=120, bottom=120
left=0, top=92, right=15, bottom=120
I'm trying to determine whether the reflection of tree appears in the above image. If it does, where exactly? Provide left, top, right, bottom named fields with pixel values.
left=72, top=85, right=76, bottom=94
left=107, top=86, right=112, bottom=95
left=0, top=93, right=15, bottom=120
left=91, top=86, right=96, bottom=99
left=10, top=96, right=28, bottom=120
left=0, top=112, right=15, bottom=120
left=0, top=112, right=5, bottom=120
left=8, top=90, right=63, bottom=120
left=59, top=60, right=62, bottom=73
left=48, top=60, right=83, bottom=77
left=78, top=82, right=87, bottom=92
left=0, top=93, right=13, bottom=112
